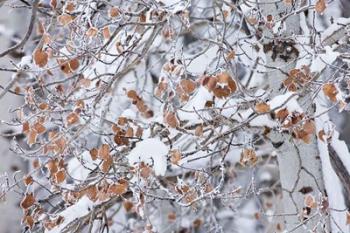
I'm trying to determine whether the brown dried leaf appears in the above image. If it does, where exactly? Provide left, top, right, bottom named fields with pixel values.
left=39, top=102, right=49, bottom=110
left=20, top=193, right=35, bottom=209
left=125, top=127, right=134, bottom=138
left=346, top=211, right=350, bottom=225
left=108, top=182, right=128, bottom=195
left=109, top=7, right=120, bottom=17
left=168, top=212, right=176, bottom=222
left=240, top=148, right=258, bottom=166
left=165, top=112, right=179, bottom=128
left=98, top=144, right=110, bottom=160
left=275, top=108, right=289, bottom=122
left=33, top=122, right=46, bottom=134
left=54, top=169, right=66, bottom=184
left=23, top=121, right=30, bottom=134
left=118, top=116, right=128, bottom=126
left=46, top=159, right=58, bottom=175
left=318, top=130, right=326, bottom=142
left=180, top=79, right=196, bottom=94
left=255, top=102, right=270, bottom=113
left=323, top=83, right=338, bottom=102
left=304, top=194, right=317, bottom=208
left=33, top=49, right=48, bottom=67
left=123, top=200, right=133, bottom=212
left=58, top=14, right=73, bottom=26
left=135, top=127, right=143, bottom=138
left=23, top=175, right=34, bottom=186
left=50, top=0, right=57, bottom=9
left=66, top=112, right=79, bottom=126
left=86, top=27, right=98, bottom=37
left=226, top=50, right=236, bottom=60
left=170, top=150, right=182, bottom=165
left=303, top=120, right=315, bottom=134
left=90, top=148, right=98, bottom=160
left=216, top=72, right=237, bottom=93
left=315, top=0, right=326, bottom=14
left=101, top=157, right=112, bottom=173
left=27, top=130, right=38, bottom=146
left=69, top=58, right=80, bottom=71
left=23, top=215, right=34, bottom=229
left=85, top=185, right=98, bottom=201
left=102, top=26, right=111, bottom=39
left=65, top=1, right=75, bottom=13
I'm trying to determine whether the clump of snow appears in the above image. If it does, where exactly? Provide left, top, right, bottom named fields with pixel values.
left=128, top=138, right=169, bottom=176
left=46, top=196, right=94, bottom=233
left=269, top=92, right=302, bottom=113
left=67, top=151, right=99, bottom=181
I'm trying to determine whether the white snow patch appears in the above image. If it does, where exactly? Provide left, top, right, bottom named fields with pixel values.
left=128, top=138, right=169, bottom=176
left=46, top=196, right=94, bottom=233
left=67, top=151, right=98, bottom=181
left=269, top=92, right=302, bottom=113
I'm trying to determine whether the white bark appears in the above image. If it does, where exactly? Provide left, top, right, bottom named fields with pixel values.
left=259, top=1, right=328, bottom=232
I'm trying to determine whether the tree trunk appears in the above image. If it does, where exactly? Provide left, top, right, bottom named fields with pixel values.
left=259, top=1, right=328, bottom=232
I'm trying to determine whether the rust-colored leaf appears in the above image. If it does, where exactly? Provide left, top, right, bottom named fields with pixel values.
left=85, top=185, right=98, bottom=202
left=304, top=194, right=317, bottom=208
left=33, top=122, right=46, bottom=134
left=170, top=150, right=181, bottom=165
left=86, top=27, right=98, bottom=37
left=168, top=212, right=176, bottom=222
left=27, top=130, right=38, bottom=146
left=315, top=0, right=326, bottom=14
left=33, top=49, right=48, bottom=67
left=109, top=7, right=120, bottom=17
left=118, top=116, right=128, bottom=126
left=240, top=148, right=257, bottom=166
left=102, top=26, right=111, bottom=39
left=195, top=125, right=203, bottom=137
left=22, top=121, right=30, bottom=134
left=58, top=14, right=73, bottom=26
left=23, top=215, right=34, bottom=229
left=318, top=129, right=326, bottom=142
left=123, top=200, right=133, bottom=212
left=226, top=50, right=236, bottom=60
left=108, top=182, right=128, bottom=195
left=66, top=112, right=79, bottom=126
left=323, top=83, right=338, bottom=102
left=90, top=148, right=98, bottom=160
left=125, top=127, right=134, bottom=138
left=180, top=79, right=196, bottom=94
left=275, top=108, right=289, bottom=122
left=216, top=72, right=237, bottom=93
left=54, top=169, right=66, bottom=184
left=255, top=102, right=271, bottom=113
left=346, top=211, right=350, bottom=225
left=23, top=175, right=34, bottom=186
left=303, top=120, right=315, bottom=134
left=98, top=144, right=110, bottom=160
left=165, top=112, right=179, bottom=128
left=20, top=193, right=35, bottom=209
left=101, top=157, right=112, bottom=173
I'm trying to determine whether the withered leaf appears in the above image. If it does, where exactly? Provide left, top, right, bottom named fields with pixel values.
left=33, top=49, right=48, bottom=67
left=20, top=193, right=35, bottom=209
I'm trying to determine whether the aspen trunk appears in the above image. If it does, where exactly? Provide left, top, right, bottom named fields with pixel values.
left=259, top=1, right=328, bottom=232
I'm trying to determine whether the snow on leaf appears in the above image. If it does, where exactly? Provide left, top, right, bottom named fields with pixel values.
left=45, top=196, right=94, bottom=233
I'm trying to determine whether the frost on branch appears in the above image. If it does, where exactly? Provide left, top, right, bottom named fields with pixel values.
left=1, top=0, right=350, bottom=232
